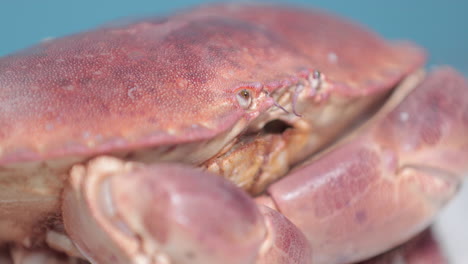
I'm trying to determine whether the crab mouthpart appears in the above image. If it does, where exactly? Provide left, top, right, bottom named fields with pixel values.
left=203, top=69, right=391, bottom=195
left=203, top=81, right=312, bottom=194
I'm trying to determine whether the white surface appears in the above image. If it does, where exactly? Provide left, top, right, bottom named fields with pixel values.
left=435, top=178, right=468, bottom=263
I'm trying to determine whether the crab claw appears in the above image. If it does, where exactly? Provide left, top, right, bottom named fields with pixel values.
left=256, top=205, right=312, bottom=264
left=62, top=156, right=311, bottom=264
left=261, top=67, right=468, bottom=264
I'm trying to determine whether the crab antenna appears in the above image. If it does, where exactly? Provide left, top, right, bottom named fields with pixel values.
left=273, top=100, right=290, bottom=114
left=309, top=70, right=322, bottom=96
left=264, top=90, right=290, bottom=115
left=291, top=84, right=304, bottom=117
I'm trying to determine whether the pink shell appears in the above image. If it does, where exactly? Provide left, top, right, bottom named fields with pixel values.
left=0, top=4, right=424, bottom=164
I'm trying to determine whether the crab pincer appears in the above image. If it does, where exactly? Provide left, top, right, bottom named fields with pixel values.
left=62, top=67, right=468, bottom=264
left=62, top=157, right=311, bottom=264
left=260, top=68, right=468, bottom=263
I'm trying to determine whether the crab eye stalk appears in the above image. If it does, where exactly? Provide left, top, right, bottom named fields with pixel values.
left=310, top=70, right=323, bottom=95
left=312, top=70, right=321, bottom=79
left=236, top=89, right=253, bottom=109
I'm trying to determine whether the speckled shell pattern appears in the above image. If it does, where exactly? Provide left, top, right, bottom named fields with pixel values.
left=0, top=4, right=424, bottom=164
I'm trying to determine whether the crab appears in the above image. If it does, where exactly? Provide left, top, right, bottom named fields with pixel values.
left=0, top=3, right=467, bottom=264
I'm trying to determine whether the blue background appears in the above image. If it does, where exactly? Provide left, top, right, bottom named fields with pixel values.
left=0, top=0, right=467, bottom=75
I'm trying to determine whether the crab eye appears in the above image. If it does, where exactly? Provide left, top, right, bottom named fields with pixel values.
left=236, top=89, right=253, bottom=109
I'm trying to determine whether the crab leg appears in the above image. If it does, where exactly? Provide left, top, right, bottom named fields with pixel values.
left=258, top=67, right=468, bottom=264
left=62, top=157, right=311, bottom=264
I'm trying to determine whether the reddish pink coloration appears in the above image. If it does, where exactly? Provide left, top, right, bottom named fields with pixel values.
left=257, top=205, right=312, bottom=264
left=374, top=67, right=468, bottom=174
left=64, top=159, right=314, bottom=264
left=265, top=68, right=468, bottom=264
left=64, top=159, right=267, bottom=264
left=1, top=3, right=467, bottom=264
left=0, top=4, right=423, bottom=164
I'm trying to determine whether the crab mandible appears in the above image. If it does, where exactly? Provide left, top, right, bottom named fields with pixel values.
left=1, top=3, right=467, bottom=264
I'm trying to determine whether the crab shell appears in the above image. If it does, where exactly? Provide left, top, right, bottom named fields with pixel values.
left=0, top=3, right=467, bottom=264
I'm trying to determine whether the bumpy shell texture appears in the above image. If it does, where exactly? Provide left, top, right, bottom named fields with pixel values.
left=0, top=4, right=424, bottom=164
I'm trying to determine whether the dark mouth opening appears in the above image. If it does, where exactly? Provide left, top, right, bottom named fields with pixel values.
left=262, top=119, right=293, bottom=134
